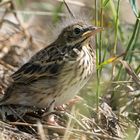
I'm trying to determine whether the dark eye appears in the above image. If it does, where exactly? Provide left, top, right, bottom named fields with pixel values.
left=73, top=27, right=82, bottom=35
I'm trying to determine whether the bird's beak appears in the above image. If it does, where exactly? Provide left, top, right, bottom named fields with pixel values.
left=82, top=26, right=104, bottom=38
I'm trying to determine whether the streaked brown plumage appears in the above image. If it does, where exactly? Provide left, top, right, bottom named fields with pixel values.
left=0, top=21, right=103, bottom=110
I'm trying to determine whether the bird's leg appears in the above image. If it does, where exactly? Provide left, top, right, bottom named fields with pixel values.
left=66, top=95, right=82, bottom=106
left=55, top=96, right=82, bottom=111
left=55, top=104, right=66, bottom=111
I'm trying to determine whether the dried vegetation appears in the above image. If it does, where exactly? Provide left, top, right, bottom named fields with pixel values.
left=0, top=0, right=139, bottom=140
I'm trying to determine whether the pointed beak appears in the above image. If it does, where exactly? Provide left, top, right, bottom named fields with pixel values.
left=82, top=26, right=104, bottom=38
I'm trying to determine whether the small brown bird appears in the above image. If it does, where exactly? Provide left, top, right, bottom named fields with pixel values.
left=0, top=21, right=103, bottom=111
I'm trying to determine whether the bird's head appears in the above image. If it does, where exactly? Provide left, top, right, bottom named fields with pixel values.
left=57, top=22, right=103, bottom=46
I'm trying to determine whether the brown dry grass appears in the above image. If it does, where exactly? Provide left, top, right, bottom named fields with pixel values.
left=0, top=0, right=139, bottom=140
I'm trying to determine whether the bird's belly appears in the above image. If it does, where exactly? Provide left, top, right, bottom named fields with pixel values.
left=55, top=75, right=90, bottom=106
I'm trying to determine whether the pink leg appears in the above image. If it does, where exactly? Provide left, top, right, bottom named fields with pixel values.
left=55, top=96, right=83, bottom=111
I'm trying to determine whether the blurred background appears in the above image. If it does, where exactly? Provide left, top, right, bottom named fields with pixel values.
left=0, top=0, right=140, bottom=139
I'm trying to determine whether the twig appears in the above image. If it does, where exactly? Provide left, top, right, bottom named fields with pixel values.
left=134, top=128, right=140, bottom=140
left=9, top=121, right=122, bottom=140
left=0, top=60, right=15, bottom=71
left=63, top=0, right=75, bottom=18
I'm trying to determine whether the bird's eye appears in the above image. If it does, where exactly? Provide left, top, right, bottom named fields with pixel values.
left=73, top=27, right=82, bottom=35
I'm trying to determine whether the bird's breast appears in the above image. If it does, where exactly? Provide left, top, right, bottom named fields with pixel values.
left=55, top=44, right=96, bottom=106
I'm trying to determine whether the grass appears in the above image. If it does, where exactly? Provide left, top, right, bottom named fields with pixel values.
left=0, top=0, right=139, bottom=139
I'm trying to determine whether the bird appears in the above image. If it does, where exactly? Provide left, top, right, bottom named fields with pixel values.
left=0, top=20, right=103, bottom=112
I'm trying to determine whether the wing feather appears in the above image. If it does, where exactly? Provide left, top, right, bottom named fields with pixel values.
left=11, top=44, right=65, bottom=84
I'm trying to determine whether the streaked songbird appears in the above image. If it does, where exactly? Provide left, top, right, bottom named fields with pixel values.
left=0, top=21, right=103, bottom=112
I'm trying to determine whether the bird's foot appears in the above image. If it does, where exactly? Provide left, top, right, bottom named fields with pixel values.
left=66, top=95, right=82, bottom=107
left=46, top=114, right=58, bottom=125
left=55, top=96, right=83, bottom=111
left=55, top=104, right=66, bottom=111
